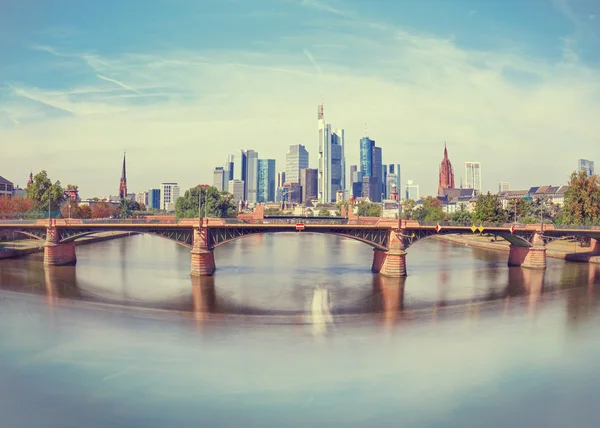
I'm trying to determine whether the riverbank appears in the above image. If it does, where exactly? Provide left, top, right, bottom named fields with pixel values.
left=0, top=232, right=136, bottom=259
left=435, top=234, right=600, bottom=263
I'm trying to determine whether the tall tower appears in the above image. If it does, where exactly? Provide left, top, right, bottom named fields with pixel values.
left=318, top=103, right=332, bottom=203
left=119, top=151, right=127, bottom=199
left=438, top=143, right=454, bottom=195
left=27, top=172, right=33, bottom=187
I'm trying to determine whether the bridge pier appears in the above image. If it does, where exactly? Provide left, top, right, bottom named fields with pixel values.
left=372, top=230, right=407, bottom=277
left=43, top=224, right=76, bottom=266
left=190, top=226, right=215, bottom=276
left=508, top=232, right=546, bottom=270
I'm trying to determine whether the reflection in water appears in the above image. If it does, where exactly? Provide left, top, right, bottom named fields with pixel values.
left=372, top=275, right=405, bottom=328
left=306, top=285, right=334, bottom=336
left=191, top=275, right=217, bottom=323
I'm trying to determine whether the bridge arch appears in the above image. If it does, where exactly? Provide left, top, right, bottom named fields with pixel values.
left=405, top=228, right=534, bottom=249
left=58, top=230, right=193, bottom=248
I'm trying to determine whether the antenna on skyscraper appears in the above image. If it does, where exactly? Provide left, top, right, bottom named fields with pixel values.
left=364, top=122, right=367, bottom=137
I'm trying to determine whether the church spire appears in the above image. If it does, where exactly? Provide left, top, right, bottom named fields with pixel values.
left=119, top=151, right=127, bottom=199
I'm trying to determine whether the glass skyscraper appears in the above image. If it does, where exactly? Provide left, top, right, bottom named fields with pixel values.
left=285, top=145, right=309, bottom=183
left=579, top=159, right=595, bottom=176
left=257, top=159, right=276, bottom=203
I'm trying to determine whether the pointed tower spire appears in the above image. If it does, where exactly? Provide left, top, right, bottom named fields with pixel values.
left=444, top=141, right=448, bottom=158
left=119, top=150, right=128, bottom=199
left=27, top=171, right=33, bottom=187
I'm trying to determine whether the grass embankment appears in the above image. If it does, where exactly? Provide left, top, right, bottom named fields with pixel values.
left=436, top=234, right=600, bottom=263
left=0, top=232, right=135, bottom=259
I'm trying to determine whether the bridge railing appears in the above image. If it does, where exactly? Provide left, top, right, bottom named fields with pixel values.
left=415, top=221, right=513, bottom=228
left=0, top=219, right=39, bottom=224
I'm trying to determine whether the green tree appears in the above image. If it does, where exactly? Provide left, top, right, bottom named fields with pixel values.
left=318, top=208, right=331, bottom=217
left=561, top=171, right=600, bottom=225
left=117, top=199, right=141, bottom=218
left=356, top=202, right=382, bottom=217
left=264, top=207, right=284, bottom=215
left=450, top=205, right=472, bottom=223
left=175, top=186, right=237, bottom=219
left=506, top=198, right=530, bottom=222
left=400, top=199, right=416, bottom=219
left=421, top=196, right=445, bottom=222
left=24, top=170, right=66, bottom=216
left=335, top=201, right=351, bottom=216
left=473, top=192, right=507, bottom=223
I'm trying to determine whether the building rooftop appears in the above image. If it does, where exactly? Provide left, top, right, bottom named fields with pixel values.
left=0, top=176, right=13, bottom=185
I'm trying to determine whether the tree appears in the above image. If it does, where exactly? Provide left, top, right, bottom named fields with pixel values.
left=318, top=208, right=331, bottom=217
left=79, top=205, right=92, bottom=219
left=473, top=192, right=507, bottom=223
left=335, top=201, right=351, bottom=216
left=450, top=206, right=472, bottom=223
left=264, top=207, right=284, bottom=215
left=506, top=198, right=530, bottom=222
left=91, top=201, right=115, bottom=219
left=174, top=186, right=236, bottom=219
left=356, top=202, right=381, bottom=217
left=60, top=200, right=81, bottom=219
left=421, top=196, right=445, bottom=222
left=0, top=196, right=35, bottom=218
left=25, top=171, right=66, bottom=216
left=401, top=199, right=416, bottom=219
left=117, top=199, right=141, bottom=218
left=561, top=171, right=600, bottom=225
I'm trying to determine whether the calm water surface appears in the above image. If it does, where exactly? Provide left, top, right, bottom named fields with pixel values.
left=1, top=234, right=600, bottom=427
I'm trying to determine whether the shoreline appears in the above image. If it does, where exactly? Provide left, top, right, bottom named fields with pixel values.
left=434, top=234, right=600, bottom=264
left=0, top=232, right=136, bottom=260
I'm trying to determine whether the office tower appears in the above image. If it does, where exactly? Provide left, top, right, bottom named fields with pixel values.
left=332, top=129, right=345, bottom=195
left=317, top=104, right=345, bottom=203
left=359, top=136, right=383, bottom=202
left=228, top=180, right=245, bottom=204
left=148, top=189, right=161, bottom=209
left=246, top=149, right=259, bottom=203
left=578, top=159, right=595, bottom=176
left=406, top=180, right=419, bottom=201
left=285, top=145, right=309, bottom=184
left=300, top=168, right=318, bottom=202
left=223, top=155, right=234, bottom=183
left=349, top=165, right=358, bottom=184
left=499, top=182, right=510, bottom=193
left=283, top=182, right=302, bottom=204
left=438, top=143, right=455, bottom=195
left=388, top=164, right=401, bottom=199
left=464, top=161, right=482, bottom=193
left=233, top=150, right=247, bottom=199
left=160, top=182, right=180, bottom=211
left=382, top=165, right=388, bottom=198
left=213, top=167, right=225, bottom=191
left=386, top=173, right=398, bottom=200
left=257, top=159, right=276, bottom=203
left=277, top=172, right=286, bottom=187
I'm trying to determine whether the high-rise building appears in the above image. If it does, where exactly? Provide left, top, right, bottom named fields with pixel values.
left=388, top=164, right=401, bottom=199
left=362, top=176, right=379, bottom=202
left=300, top=168, right=318, bottom=202
left=349, top=165, right=358, bottom=184
left=578, top=159, right=595, bottom=176
left=382, top=165, right=388, bottom=198
left=246, top=149, right=259, bottom=203
left=372, top=146, right=383, bottom=201
left=317, top=104, right=345, bottom=203
left=285, top=145, right=309, bottom=184
left=277, top=172, right=286, bottom=188
left=257, top=159, right=276, bottom=203
left=386, top=173, right=398, bottom=200
left=160, top=183, right=180, bottom=211
left=148, top=189, right=161, bottom=210
left=283, top=182, right=302, bottom=204
left=228, top=179, right=245, bottom=204
left=499, top=182, right=510, bottom=193
left=406, top=180, right=419, bottom=201
left=119, top=151, right=127, bottom=199
left=135, top=191, right=148, bottom=207
left=438, top=143, right=455, bottom=195
left=233, top=150, right=247, bottom=199
left=223, top=155, right=234, bottom=182
left=213, top=167, right=225, bottom=191
left=359, top=136, right=383, bottom=202
left=464, top=161, right=482, bottom=193
left=360, top=137, right=374, bottom=177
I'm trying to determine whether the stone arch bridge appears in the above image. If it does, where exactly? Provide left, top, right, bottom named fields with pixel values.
left=1, top=218, right=600, bottom=277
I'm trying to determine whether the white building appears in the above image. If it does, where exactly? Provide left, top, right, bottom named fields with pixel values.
left=213, top=167, right=225, bottom=191
left=405, top=180, right=419, bottom=201
left=228, top=179, right=245, bottom=204
left=317, top=104, right=345, bottom=203
left=499, top=182, right=510, bottom=192
left=0, top=176, right=14, bottom=199
left=285, top=144, right=309, bottom=184
left=135, top=191, right=148, bottom=207
left=578, top=159, right=595, bottom=176
left=465, top=161, right=482, bottom=193
left=160, top=182, right=180, bottom=211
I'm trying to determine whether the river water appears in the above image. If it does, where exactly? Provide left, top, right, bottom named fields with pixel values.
left=1, top=234, right=600, bottom=427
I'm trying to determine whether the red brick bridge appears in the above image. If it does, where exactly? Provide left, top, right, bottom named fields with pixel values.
left=1, top=216, right=600, bottom=277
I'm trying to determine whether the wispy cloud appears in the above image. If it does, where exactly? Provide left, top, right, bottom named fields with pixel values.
left=303, top=48, right=322, bottom=73
left=298, top=0, right=347, bottom=17
left=469, top=10, right=477, bottom=16
left=96, top=74, right=140, bottom=93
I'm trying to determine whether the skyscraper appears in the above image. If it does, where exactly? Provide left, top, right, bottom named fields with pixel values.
left=257, top=159, right=276, bottom=203
left=578, top=159, right=595, bottom=176
left=148, top=188, right=161, bottom=209
left=349, top=165, right=358, bottom=184
left=285, top=145, right=309, bottom=183
left=228, top=180, right=245, bottom=204
left=246, top=149, right=259, bottom=203
left=359, top=136, right=383, bottom=202
left=386, top=173, right=398, bottom=200
left=438, top=143, right=455, bottom=195
left=233, top=150, right=247, bottom=199
left=406, top=180, right=419, bottom=200
left=499, top=182, right=510, bottom=192
left=317, top=104, right=345, bottom=203
left=160, top=182, right=180, bottom=211
left=213, top=167, right=225, bottom=191
left=372, top=146, right=383, bottom=201
left=119, top=151, right=127, bottom=199
left=360, top=137, right=374, bottom=177
left=464, top=161, right=482, bottom=193
left=223, top=154, right=234, bottom=182
left=388, top=164, right=401, bottom=200
left=300, top=168, right=318, bottom=202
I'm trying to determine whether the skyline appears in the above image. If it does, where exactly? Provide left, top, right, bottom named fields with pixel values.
left=2, top=0, right=600, bottom=198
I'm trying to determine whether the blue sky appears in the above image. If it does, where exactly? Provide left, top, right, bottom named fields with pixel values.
left=2, top=0, right=600, bottom=197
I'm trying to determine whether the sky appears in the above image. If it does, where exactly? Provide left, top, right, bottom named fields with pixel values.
left=1, top=0, right=600, bottom=199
